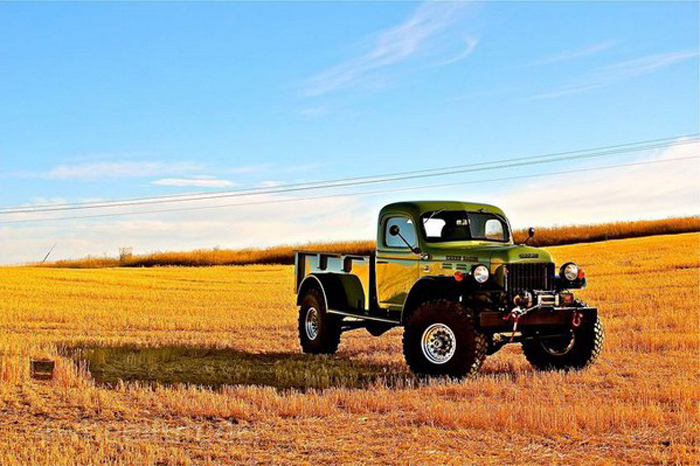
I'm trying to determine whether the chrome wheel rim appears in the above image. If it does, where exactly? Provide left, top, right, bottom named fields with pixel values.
left=305, top=307, right=320, bottom=340
left=541, top=333, right=576, bottom=356
left=421, top=323, right=457, bottom=364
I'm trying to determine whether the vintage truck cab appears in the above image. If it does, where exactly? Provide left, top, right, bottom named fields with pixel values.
left=294, top=201, right=603, bottom=377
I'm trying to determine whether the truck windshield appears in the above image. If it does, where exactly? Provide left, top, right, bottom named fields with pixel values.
left=420, top=211, right=509, bottom=243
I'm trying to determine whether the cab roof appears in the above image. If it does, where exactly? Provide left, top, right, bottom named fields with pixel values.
left=379, top=200, right=507, bottom=219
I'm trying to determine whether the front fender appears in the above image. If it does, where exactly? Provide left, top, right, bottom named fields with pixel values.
left=401, top=276, right=460, bottom=324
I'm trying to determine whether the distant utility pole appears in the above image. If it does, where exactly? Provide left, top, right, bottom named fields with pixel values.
left=40, top=243, right=57, bottom=264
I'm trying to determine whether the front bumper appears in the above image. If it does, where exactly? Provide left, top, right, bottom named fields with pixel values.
left=479, top=306, right=598, bottom=331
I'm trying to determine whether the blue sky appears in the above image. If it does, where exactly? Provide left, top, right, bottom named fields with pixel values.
left=0, top=1, right=698, bottom=264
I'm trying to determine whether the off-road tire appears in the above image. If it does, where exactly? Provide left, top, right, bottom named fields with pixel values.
left=402, top=299, right=487, bottom=378
left=298, top=287, right=342, bottom=354
left=522, top=317, right=604, bottom=371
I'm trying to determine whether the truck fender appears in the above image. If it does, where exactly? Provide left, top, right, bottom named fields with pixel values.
left=297, top=273, right=365, bottom=312
left=401, top=276, right=460, bottom=325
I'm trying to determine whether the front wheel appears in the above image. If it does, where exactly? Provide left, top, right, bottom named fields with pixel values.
left=298, top=287, right=342, bottom=354
left=402, top=299, right=487, bottom=378
left=522, top=317, right=604, bottom=371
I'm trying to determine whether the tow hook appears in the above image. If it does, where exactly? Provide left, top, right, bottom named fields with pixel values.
left=572, top=312, right=582, bottom=328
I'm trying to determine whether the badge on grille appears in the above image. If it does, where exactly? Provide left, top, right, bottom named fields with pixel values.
left=519, top=253, right=538, bottom=258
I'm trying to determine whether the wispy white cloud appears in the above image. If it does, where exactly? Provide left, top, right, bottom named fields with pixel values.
left=0, top=194, right=376, bottom=265
left=27, top=197, right=70, bottom=206
left=258, top=181, right=283, bottom=188
left=43, top=160, right=202, bottom=180
left=529, top=50, right=699, bottom=100
left=151, top=177, right=237, bottom=188
left=225, top=164, right=273, bottom=175
left=495, top=139, right=700, bottom=226
left=526, top=40, right=617, bottom=67
left=599, top=50, right=698, bottom=75
left=1, top=159, right=274, bottom=181
left=302, top=1, right=476, bottom=97
left=425, top=36, right=479, bottom=68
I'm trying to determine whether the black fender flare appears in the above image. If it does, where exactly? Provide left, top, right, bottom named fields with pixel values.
left=401, top=276, right=461, bottom=325
left=297, top=273, right=365, bottom=311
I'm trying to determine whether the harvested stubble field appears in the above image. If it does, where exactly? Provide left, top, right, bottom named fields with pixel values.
left=0, top=233, right=698, bottom=465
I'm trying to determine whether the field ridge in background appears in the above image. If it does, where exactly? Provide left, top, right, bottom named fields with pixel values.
left=41, top=215, right=700, bottom=268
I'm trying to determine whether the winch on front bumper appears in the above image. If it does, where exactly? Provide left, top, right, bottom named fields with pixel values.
left=478, top=292, right=598, bottom=331
left=479, top=306, right=598, bottom=330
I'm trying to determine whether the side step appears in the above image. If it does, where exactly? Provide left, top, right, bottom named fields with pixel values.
left=327, top=309, right=401, bottom=325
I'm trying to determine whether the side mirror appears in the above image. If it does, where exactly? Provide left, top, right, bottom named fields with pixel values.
left=523, top=227, right=535, bottom=245
left=388, top=224, right=421, bottom=254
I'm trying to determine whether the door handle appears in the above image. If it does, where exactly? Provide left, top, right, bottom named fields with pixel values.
left=376, top=260, right=389, bottom=264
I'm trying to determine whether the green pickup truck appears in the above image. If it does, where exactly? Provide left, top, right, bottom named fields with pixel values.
left=294, top=201, right=603, bottom=377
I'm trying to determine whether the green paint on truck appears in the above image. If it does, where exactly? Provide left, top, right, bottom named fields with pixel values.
left=294, top=201, right=603, bottom=378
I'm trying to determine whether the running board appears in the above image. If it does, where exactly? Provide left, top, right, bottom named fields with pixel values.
left=327, top=309, right=400, bottom=325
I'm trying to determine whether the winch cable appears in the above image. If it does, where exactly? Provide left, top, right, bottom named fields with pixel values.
left=503, top=305, right=540, bottom=342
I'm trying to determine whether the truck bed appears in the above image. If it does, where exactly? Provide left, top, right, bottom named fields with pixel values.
left=294, top=251, right=374, bottom=313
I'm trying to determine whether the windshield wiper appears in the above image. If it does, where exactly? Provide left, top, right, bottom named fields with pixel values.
left=423, top=209, right=444, bottom=224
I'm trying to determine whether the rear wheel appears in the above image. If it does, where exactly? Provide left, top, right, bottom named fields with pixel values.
left=402, top=299, right=487, bottom=378
left=298, top=287, right=342, bottom=354
left=522, top=317, right=604, bottom=370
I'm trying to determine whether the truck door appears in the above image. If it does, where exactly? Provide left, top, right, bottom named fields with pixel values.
left=376, top=215, right=420, bottom=311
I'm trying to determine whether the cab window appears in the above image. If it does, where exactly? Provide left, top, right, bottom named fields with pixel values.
left=421, top=211, right=509, bottom=243
left=484, top=218, right=506, bottom=241
left=384, top=216, right=417, bottom=249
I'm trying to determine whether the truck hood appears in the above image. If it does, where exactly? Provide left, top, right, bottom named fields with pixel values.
left=426, top=242, right=553, bottom=265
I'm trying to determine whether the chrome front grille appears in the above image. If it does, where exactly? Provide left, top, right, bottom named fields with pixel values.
left=506, top=263, right=554, bottom=291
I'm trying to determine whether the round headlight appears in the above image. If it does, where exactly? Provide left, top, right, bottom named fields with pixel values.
left=473, top=264, right=490, bottom=283
left=561, top=262, right=579, bottom=281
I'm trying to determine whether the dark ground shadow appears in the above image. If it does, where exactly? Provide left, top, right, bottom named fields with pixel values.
left=62, top=345, right=414, bottom=391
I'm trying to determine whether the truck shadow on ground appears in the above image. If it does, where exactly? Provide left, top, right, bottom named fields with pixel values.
left=63, top=345, right=413, bottom=391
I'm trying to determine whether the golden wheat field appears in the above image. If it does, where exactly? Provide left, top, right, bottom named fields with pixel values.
left=1, top=233, right=698, bottom=465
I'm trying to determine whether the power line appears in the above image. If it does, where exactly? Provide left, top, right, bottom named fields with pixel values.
left=2, top=154, right=696, bottom=225
left=1, top=135, right=697, bottom=215
left=3, top=134, right=694, bottom=213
